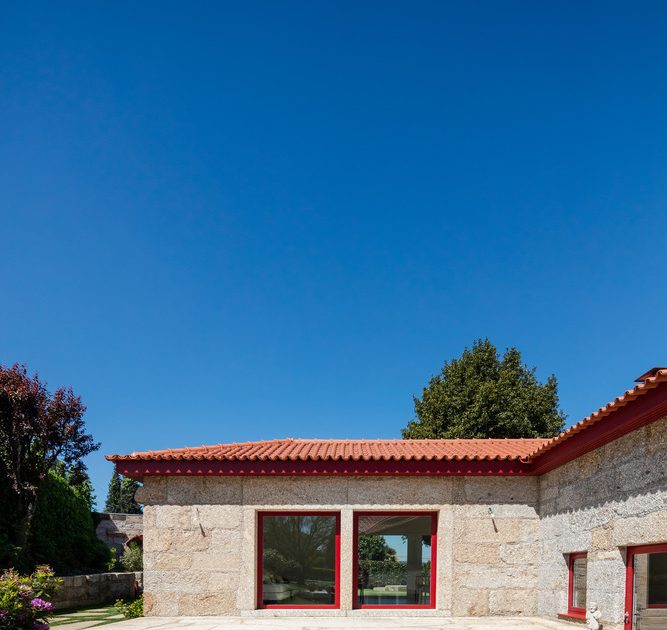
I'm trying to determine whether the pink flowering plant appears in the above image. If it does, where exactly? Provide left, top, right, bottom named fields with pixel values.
left=0, top=565, right=62, bottom=629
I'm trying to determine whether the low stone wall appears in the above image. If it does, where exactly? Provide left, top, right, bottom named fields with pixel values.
left=52, top=572, right=142, bottom=611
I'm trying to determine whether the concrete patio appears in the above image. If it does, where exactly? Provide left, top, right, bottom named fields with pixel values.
left=111, top=617, right=577, bottom=629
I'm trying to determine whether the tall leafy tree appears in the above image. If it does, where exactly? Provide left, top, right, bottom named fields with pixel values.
left=403, top=339, right=565, bottom=439
left=0, top=364, right=99, bottom=555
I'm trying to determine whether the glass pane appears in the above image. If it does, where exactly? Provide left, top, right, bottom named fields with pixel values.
left=572, top=557, right=587, bottom=609
left=261, top=515, right=337, bottom=606
left=648, top=552, right=667, bottom=606
left=357, top=514, right=433, bottom=606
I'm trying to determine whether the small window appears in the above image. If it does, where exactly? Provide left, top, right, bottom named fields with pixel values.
left=569, top=553, right=587, bottom=615
left=257, top=512, right=340, bottom=609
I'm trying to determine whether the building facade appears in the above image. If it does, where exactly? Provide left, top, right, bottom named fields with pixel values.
left=108, top=368, right=667, bottom=629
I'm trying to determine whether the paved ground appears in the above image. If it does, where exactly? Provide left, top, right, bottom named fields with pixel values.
left=110, top=617, right=576, bottom=629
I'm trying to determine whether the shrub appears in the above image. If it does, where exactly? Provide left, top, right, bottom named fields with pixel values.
left=0, top=565, right=62, bottom=629
left=115, top=595, right=143, bottom=619
left=106, top=547, right=120, bottom=572
left=120, top=543, right=142, bottom=572
left=29, top=472, right=111, bottom=575
left=358, top=560, right=407, bottom=588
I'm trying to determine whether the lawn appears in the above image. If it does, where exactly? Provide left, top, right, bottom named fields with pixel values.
left=49, top=603, right=125, bottom=627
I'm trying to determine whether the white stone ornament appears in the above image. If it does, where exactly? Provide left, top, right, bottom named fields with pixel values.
left=586, top=602, right=602, bottom=629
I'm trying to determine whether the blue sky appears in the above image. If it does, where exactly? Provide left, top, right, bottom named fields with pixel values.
left=1, top=1, right=666, bottom=508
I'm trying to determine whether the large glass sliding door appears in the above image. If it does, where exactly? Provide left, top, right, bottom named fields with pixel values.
left=626, top=544, right=667, bottom=629
left=353, top=512, right=437, bottom=609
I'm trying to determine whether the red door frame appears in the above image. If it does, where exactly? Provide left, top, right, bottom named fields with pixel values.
left=352, top=511, right=437, bottom=609
left=567, top=552, right=587, bottom=619
left=625, top=543, right=667, bottom=627
left=256, top=511, right=341, bottom=609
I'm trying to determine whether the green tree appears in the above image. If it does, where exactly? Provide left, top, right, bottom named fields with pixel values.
left=403, top=339, right=565, bottom=439
left=119, top=477, right=142, bottom=514
left=104, top=470, right=122, bottom=512
left=104, top=471, right=142, bottom=514
left=0, top=364, right=98, bottom=562
left=358, top=534, right=397, bottom=562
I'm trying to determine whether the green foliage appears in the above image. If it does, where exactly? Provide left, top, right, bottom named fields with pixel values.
left=358, top=535, right=397, bottom=562
left=106, top=547, right=119, bottom=572
left=358, top=560, right=407, bottom=588
left=120, top=543, right=143, bottom=572
left=0, top=363, right=98, bottom=565
left=104, top=471, right=121, bottom=513
left=403, top=339, right=566, bottom=439
left=115, top=595, right=143, bottom=619
left=28, top=471, right=110, bottom=575
left=104, top=471, right=142, bottom=514
left=0, top=565, right=62, bottom=629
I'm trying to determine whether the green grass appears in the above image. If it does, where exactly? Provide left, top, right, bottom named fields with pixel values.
left=49, top=603, right=125, bottom=627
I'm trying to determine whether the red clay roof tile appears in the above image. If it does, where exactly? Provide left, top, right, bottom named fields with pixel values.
left=527, top=367, right=667, bottom=459
left=107, top=438, right=547, bottom=463
left=106, top=368, right=667, bottom=467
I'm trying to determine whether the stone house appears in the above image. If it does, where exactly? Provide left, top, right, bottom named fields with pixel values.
left=107, top=367, right=667, bottom=629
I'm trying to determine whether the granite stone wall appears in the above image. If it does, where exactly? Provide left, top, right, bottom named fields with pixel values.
left=537, top=414, right=667, bottom=630
left=137, top=475, right=541, bottom=617
left=136, top=416, right=667, bottom=620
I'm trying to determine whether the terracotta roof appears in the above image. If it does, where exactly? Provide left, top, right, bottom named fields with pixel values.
left=106, top=368, right=667, bottom=470
left=107, top=437, right=548, bottom=463
left=528, top=367, right=667, bottom=459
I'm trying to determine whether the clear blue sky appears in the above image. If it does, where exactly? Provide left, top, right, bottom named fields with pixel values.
left=1, top=1, right=666, bottom=508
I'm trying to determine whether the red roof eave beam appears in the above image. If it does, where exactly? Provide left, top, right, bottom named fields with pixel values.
left=115, top=458, right=533, bottom=480
left=530, top=383, right=667, bottom=476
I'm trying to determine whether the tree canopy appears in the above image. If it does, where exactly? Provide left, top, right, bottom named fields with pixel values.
left=358, top=534, right=397, bottom=562
left=402, top=339, right=566, bottom=439
left=0, top=363, right=99, bottom=567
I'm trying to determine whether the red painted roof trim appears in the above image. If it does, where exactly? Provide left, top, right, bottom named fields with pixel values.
left=529, top=382, right=667, bottom=475
left=115, top=458, right=532, bottom=478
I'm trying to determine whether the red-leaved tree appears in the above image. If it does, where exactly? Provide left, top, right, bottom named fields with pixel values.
left=0, top=364, right=99, bottom=555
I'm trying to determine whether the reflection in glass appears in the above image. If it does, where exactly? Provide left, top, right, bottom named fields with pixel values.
left=648, top=552, right=667, bottom=606
left=356, top=514, right=433, bottom=606
left=571, top=557, right=587, bottom=609
left=261, top=515, right=337, bottom=606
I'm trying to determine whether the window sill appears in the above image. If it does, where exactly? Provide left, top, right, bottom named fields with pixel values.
left=558, top=611, right=586, bottom=623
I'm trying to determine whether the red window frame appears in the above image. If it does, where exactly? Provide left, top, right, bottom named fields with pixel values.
left=352, top=511, right=437, bottom=610
left=256, top=511, right=341, bottom=610
left=625, top=543, right=667, bottom=627
left=567, top=552, right=587, bottom=619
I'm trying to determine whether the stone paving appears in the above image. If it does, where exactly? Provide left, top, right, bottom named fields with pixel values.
left=110, top=617, right=577, bottom=629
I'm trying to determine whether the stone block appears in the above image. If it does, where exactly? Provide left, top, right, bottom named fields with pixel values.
left=489, top=588, right=536, bottom=615
left=499, top=542, right=539, bottom=565
left=242, top=477, right=348, bottom=506
left=178, top=591, right=238, bottom=615
left=453, top=543, right=500, bottom=564
left=194, top=505, right=243, bottom=530
left=347, top=476, right=453, bottom=506
left=462, top=477, right=538, bottom=506
left=451, top=587, right=489, bottom=616
left=612, top=509, right=667, bottom=546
